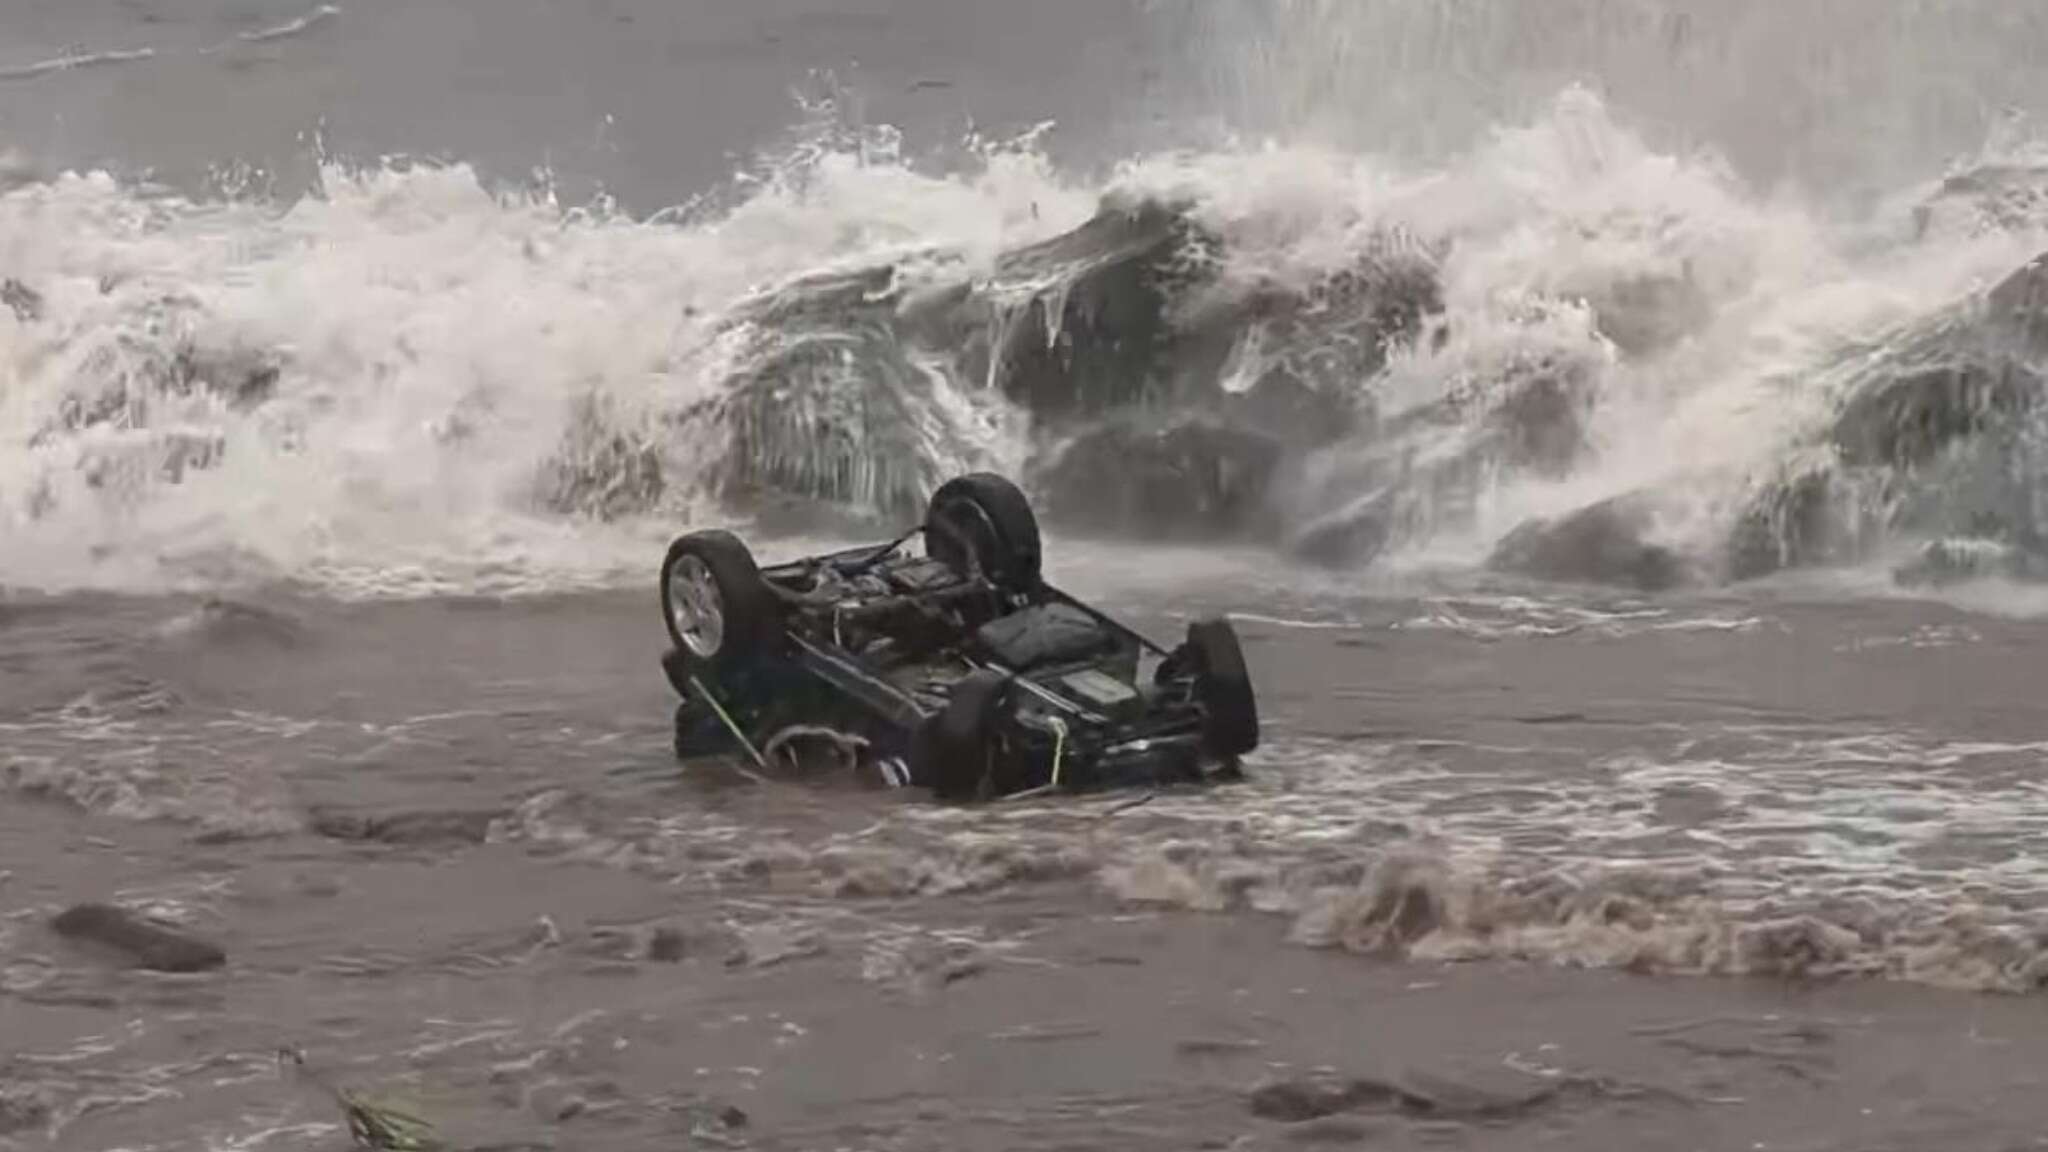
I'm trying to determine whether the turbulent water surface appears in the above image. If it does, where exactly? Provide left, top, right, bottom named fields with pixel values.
left=11, top=2, right=2048, bottom=1149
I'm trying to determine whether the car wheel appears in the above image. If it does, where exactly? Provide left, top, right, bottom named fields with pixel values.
left=910, top=669, right=1012, bottom=801
left=673, top=698, right=735, bottom=759
left=923, top=472, right=1043, bottom=591
left=1188, top=616, right=1259, bottom=757
left=660, top=529, right=778, bottom=674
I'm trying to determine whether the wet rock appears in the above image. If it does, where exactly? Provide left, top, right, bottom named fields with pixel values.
left=1250, top=1070, right=1578, bottom=1125
left=1248, top=1075, right=1405, bottom=1122
left=669, top=1096, right=750, bottom=1137
left=1488, top=496, right=1687, bottom=591
left=537, top=392, right=665, bottom=522
left=1893, top=537, right=2048, bottom=587
left=1728, top=251, right=2048, bottom=581
left=1830, top=359, right=2038, bottom=473
left=1479, top=368, right=1598, bottom=478
left=1577, top=270, right=1714, bottom=359
left=1, top=278, right=43, bottom=322
left=1288, top=502, right=1391, bottom=569
left=0, top=1083, right=54, bottom=1136
left=1726, top=467, right=1839, bottom=581
left=986, top=194, right=1215, bottom=422
left=171, top=342, right=281, bottom=409
left=1734, top=916, right=1862, bottom=977
left=51, top=903, right=226, bottom=973
left=157, top=597, right=306, bottom=648
left=1034, top=416, right=1286, bottom=540
left=1914, top=162, right=2048, bottom=239
left=1283, top=1116, right=1382, bottom=1144
left=308, top=807, right=505, bottom=847
left=645, top=927, right=687, bottom=963
left=695, top=276, right=976, bottom=521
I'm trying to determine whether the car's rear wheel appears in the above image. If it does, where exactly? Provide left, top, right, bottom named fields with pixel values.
left=924, top=472, right=1042, bottom=592
left=1188, top=617, right=1259, bottom=758
left=910, top=669, right=1012, bottom=801
left=660, top=529, right=778, bottom=674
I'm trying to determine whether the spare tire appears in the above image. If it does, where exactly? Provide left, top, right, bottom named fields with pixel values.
left=924, top=472, right=1042, bottom=591
left=1188, top=617, right=1259, bottom=757
left=659, top=529, right=778, bottom=674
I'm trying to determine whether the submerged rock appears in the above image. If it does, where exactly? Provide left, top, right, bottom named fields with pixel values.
left=51, top=903, right=226, bottom=972
left=1287, top=498, right=1392, bottom=569
left=1891, top=537, right=2048, bottom=587
left=1248, top=1070, right=1575, bottom=1124
left=0, top=1083, right=54, bottom=1136
left=1249, top=1075, right=1406, bottom=1123
left=1488, top=496, right=1687, bottom=591
left=308, top=807, right=505, bottom=847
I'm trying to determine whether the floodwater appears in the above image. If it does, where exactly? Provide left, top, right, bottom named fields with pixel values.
left=10, top=2, right=2048, bottom=1149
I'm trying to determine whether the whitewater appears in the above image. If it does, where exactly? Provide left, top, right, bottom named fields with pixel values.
left=11, top=3, right=2048, bottom=1151
left=3, top=5, right=2047, bottom=602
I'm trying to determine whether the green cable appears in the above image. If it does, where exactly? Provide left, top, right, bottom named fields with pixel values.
left=688, top=674, right=771, bottom=779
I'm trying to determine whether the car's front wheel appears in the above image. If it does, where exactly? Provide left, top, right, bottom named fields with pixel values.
left=660, top=529, right=778, bottom=675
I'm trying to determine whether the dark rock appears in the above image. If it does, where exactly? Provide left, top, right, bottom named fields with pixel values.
left=1289, top=513, right=1387, bottom=569
left=308, top=808, right=504, bottom=847
left=1488, top=496, right=1687, bottom=591
left=1727, top=250, right=2048, bottom=582
left=1726, top=467, right=1837, bottom=581
left=1481, top=369, right=1597, bottom=478
left=1827, top=252, right=2048, bottom=473
left=1282, top=1116, right=1381, bottom=1144
left=0, top=1083, right=54, bottom=1136
left=670, top=1097, right=749, bottom=1133
left=1033, top=416, right=1286, bottom=541
left=645, top=927, right=687, bottom=963
left=1579, top=269, right=1714, bottom=359
left=1893, top=538, right=2048, bottom=587
left=51, top=903, right=226, bottom=973
left=1, top=278, right=43, bottom=322
left=163, top=597, right=305, bottom=648
left=537, top=392, right=665, bottom=522
left=1248, top=1075, right=1405, bottom=1122
left=1250, top=1070, right=1575, bottom=1125
left=985, top=194, right=1215, bottom=422
left=1914, top=163, right=2048, bottom=239
left=170, top=343, right=281, bottom=409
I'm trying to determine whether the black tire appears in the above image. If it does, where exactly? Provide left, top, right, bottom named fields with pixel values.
left=659, top=529, right=778, bottom=674
left=673, top=698, right=735, bottom=759
left=924, top=473, right=1042, bottom=591
left=909, top=669, right=1012, bottom=801
left=1188, top=617, right=1259, bottom=757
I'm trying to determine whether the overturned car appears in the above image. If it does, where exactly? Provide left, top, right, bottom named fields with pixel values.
left=658, top=473, right=1260, bottom=801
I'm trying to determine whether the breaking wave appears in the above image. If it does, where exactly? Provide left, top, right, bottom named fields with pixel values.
left=5, top=5, right=2048, bottom=601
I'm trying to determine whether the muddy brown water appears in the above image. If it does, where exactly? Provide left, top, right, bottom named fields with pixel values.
left=9, top=565, right=2048, bottom=1151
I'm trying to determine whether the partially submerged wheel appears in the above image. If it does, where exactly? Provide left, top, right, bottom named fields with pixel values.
left=924, top=472, right=1042, bottom=591
left=660, top=529, right=778, bottom=674
left=909, top=669, right=1012, bottom=802
left=1187, top=617, right=1259, bottom=758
